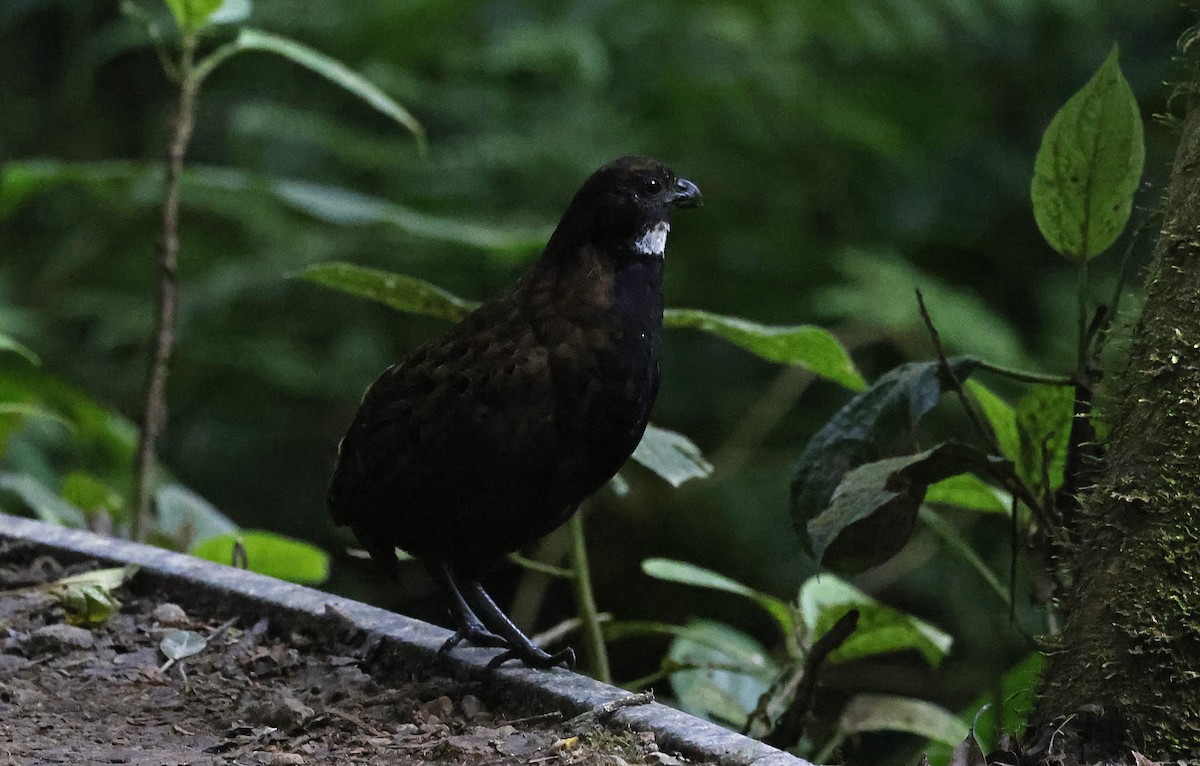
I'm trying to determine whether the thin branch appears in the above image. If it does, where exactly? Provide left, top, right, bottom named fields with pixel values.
left=915, top=291, right=1046, bottom=518
left=972, top=359, right=1073, bottom=386
left=761, top=609, right=860, bottom=748
left=132, top=36, right=198, bottom=542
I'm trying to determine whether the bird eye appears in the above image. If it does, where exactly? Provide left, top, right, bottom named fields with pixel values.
left=642, top=177, right=662, bottom=195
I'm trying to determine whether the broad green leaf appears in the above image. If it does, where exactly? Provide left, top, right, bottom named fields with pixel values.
left=799, top=575, right=952, bottom=667
left=924, top=473, right=1008, bottom=514
left=159, top=629, right=208, bottom=661
left=191, top=530, right=330, bottom=585
left=641, top=558, right=795, bottom=639
left=839, top=694, right=968, bottom=746
left=163, top=0, right=223, bottom=34
left=0, top=334, right=38, bottom=365
left=965, top=380, right=1020, bottom=461
left=790, top=358, right=977, bottom=544
left=808, top=443, right=1009, bottom=573
left=664, top=309, right=865, bottom=390
left=631, top=425, right=713, bottom=488
left=0, top=473, right=87, bottom=527
left=1031, top=45, right=1144, bottom=260
left=295, top=261, right=476, bottom=322
left=224, top=29, right=425, bottom=150
left=0, top=160, right=547, bottom=253
left=1015, top=384, right=1075, bottom=494
left=61, top=472, right=126, bottom=523
left=157, top=484, right=238, bottom=548
left=667, top=619, right=780, bottom=728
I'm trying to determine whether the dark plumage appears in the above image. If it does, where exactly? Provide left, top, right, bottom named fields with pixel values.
left=328, top=156, right=701, bottom=667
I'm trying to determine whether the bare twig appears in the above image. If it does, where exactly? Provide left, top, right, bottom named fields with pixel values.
left=760, top=609, right=859, bottom=748
left=564, top=691, right=654, bottom=734
left=132, top=36, right=199, bottom=542
left=914, top=290, right=1043, bottom=515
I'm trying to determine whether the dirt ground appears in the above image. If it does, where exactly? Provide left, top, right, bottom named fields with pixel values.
left=0, top=544, right=707, bottom=766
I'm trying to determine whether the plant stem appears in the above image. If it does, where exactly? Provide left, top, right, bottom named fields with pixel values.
left=569, top=510, right=611, bottom=683
left=132, top=36, right=198, bottom=542
left=972, top=359, right=1073, bottom=386
left=1076, top=259, right=1090, bottom=375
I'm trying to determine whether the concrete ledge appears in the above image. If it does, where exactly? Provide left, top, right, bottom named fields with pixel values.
left=0, top=515, right=812, bottom=766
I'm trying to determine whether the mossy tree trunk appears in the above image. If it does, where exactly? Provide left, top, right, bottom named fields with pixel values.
left=1032, top=84, right=1200, bottom=758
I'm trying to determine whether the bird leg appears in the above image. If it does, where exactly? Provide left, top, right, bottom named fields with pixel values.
left=457, top=578, right=576, bottom=670
left=425, top=561, right=508, bottom=652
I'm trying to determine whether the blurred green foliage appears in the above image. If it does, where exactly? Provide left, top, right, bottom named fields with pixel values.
left=0, top=1, right=1187, bottom=762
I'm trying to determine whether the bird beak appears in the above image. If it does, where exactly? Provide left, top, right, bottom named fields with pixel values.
left=668, top=177, right=702, bottom=208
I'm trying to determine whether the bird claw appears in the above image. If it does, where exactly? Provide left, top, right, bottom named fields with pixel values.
left=487, top=645, right=575, bottom=670
left=439, top=627, right=508, bottom=654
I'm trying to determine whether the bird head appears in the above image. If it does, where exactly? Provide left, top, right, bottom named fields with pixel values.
left=548, top=156, right=701, bottom=261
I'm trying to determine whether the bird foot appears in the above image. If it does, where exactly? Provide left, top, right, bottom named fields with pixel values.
left=487, top=645, right=575, bottom=670
left=439, top=626, right=509, bottom=653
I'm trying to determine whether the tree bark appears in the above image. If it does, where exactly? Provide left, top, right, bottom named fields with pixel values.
left=1032, top=92, right=1200, bottom=758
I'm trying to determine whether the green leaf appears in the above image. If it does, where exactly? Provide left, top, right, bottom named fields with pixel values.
left=631, top=425, right=713, bottom=488
left=839, top=694, right=968, bottom=746
left=667, top=619, right=780, bottom=728
left=1015, top=384, right=1075, bottom=495
left=790, top=358, right=977, bottom=543
left=44, top=566, right=135, bottom=627
left=157, top=484, right=238, bottom=549
left=663, top=309, right=865, bottom=390
left=1031, top=45, right=1144, bottom=260
left=0, top=334, right=39, bottom=366
left=0, top=473, right=87, bottom=527
left=808, top=443, right=1009, bottom=573
left=163, top=0, right=224, bottom=34
left=965, top=380, right=1020, bottom=462
left=61, top=472, right=125, bottom=522
left=799, top=575, right=952, bottom=667
left=191, top=530, right=330, bottom=585
left=294, top=261, right=476, bottom=322
left=924, top=473, right=1008, bottom=514
left=641, top=558, right=796, bottom=640
left=225, top=29, right=425, bottom=151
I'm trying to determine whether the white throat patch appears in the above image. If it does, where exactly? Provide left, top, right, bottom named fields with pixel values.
left=633, top=221, right=670, bottom=258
